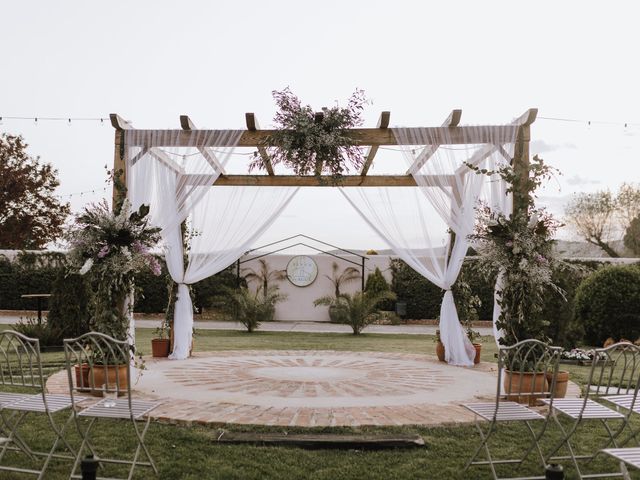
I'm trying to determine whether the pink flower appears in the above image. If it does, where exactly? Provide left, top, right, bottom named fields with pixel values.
left=132, top=240, right=147, bottom=254
left=148, top=256, right=162, bottom=276
left=97, top=245, right=110, bottom=258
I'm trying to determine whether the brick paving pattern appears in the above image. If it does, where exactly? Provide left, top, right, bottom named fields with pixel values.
left=48, top=350, right=507, bottom=427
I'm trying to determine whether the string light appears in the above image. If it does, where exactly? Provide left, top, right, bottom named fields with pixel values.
left=0, top=115, right=109, bottom=124
left=538, top=116, right=640, bottom=128
left=56, top=186, right=110, bottom=199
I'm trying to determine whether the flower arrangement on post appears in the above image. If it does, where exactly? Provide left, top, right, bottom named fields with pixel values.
left=67, top=200, right=161, bottom=364
left=250, top=88, right=368, bottom=183
left=468, top=155, right=566, bottom=350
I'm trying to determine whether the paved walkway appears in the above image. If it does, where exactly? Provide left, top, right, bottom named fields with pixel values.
left=0, top=312, right=495, bottom=336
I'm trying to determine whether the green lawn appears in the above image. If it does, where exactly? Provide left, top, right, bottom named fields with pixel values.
left=3, top=328, right=639, bottom=479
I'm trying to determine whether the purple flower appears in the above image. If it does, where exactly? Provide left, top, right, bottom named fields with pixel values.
left=132, top=240, right=147, bottom=254
left=97, top=245, right=110, bottom=258
left=148, top=256, right=162, bottom=276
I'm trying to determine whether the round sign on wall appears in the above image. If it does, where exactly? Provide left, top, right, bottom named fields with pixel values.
left=286, top=256, right=318, bottom=287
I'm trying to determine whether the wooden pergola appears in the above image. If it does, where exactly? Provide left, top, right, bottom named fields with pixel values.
left=110, top=108, right=537, bottom=213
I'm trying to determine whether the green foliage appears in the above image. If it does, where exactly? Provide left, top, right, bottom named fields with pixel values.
left=242, top=259, right=286, bottom=300
left=47, top=269, right=91, bottom=338
left=469, top=155, right=566, bottom=345
left=13, top=317, right=64, bottom=347
left=251, top=88, right=367, bottom=182
left=0, top=133, right=71, bottom=248
left=314, top=290, right=396, bottom=334
left=389, top=258, right=443, bottom=319
left=565, top=190, right=619, bottom=257
left=133, top=258, right=169, bottom=313
left=364, top=267, right=393, bottom=310
left=221, top=285, right=287, bottom=333
left=574, top=264, right=640, bottom=346
left=193, top=265, right=241, bottom=310
left=624, top=215, right=640, bottom=256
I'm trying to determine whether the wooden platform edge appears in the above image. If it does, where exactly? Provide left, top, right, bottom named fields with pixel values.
left=214, top=432, right=426, bottom=449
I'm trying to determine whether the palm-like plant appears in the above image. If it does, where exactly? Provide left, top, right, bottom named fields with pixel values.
left=242, top=259, right=287, bottom=299
left=222, top=285, right=287, bottom=333
left=314, top=290, right=396, bottom=335
left=326, top=261, right=361, bottom=297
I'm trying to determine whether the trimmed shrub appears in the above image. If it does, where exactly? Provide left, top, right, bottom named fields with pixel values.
left=134, top=258, right=169, bottom=313
left=390, top=259, right=443, bottom=319
left=574, top=264, right=640, bottom=346
left=47, top=269, right=91, bottom=338
left=365, top=267, right=393, bottom=310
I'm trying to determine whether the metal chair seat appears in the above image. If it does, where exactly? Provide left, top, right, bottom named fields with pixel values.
left=79, top=399, right=161, bottom=420
left=602, top=448, right=640, bottom=469
left=603, top=394, right=640, bottom=413
left=6, top=394, right=85, bottom=413
left=0, top=392, right=30, bottom=408
left=464, top=401, right=545, bottom=422
left=541, top=398, right=625, bottom=420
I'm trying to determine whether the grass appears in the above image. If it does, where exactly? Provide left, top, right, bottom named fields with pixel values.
left=3, top=328, right=640, bottom=479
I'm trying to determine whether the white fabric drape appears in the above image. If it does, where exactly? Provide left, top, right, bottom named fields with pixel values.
left=126, top=129, right=242, bottom=358
left=343, top=125, right=517, bottom=366
left=482, top=157, right=514, bottom=346
left=171, top=186, right=299, bottom=358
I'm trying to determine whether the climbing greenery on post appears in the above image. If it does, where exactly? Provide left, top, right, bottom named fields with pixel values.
left=250, top=88, right=367, bottom=182
left=468, top=155, right=567, bottom=346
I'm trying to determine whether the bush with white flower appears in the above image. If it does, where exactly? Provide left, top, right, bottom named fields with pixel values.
left=469, top=155, right=567, bottom=346
left=67, top=200, right=161, bottom=340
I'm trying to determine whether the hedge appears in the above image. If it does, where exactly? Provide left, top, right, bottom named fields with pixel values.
left=574, top=264, right=640, bottom=346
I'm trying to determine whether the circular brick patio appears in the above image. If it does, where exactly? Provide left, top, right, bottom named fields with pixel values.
left=133, top=350, right=498, bottom=426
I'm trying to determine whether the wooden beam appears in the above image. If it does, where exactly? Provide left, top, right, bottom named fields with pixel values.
left=110, top=114, right=128, bottom=211
left=360, top=111, right=390, bottom=176
left=202, top=174, right=454, bottom=187
left=180, top=115, right=226, bottom=173
left=215, top=432, right=425, bottom=449
left=124, top=126, right=517, bottom=148
left=512, top=108, right=538, bottom=215
left=406, top=109, right=462, bottom=174
left=245, top=113, right=274, bottom=175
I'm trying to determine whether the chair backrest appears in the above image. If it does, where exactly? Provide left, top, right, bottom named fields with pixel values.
left=63, top=332, right=132, bottom=404
left=585, top=342, right=640, bottom=400
left=0, top=330, right=45, bottom=392
left=496, top=339, right=562, bottom=409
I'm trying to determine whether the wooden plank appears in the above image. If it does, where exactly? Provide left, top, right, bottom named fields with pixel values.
left=180, top=115, right=226, bottom=173
left=215, top=432, right=425, bottom=450
left=202, top=174, right=453, bottom=187
left=245, top=113, right=274, bottom=175
left=110, top=114, right=130, bottom=210
left=360, top=111, right=391, bottom=176
left=123, top=126, right=518, bottom=148
left=406, top=109, right=462, bottom=174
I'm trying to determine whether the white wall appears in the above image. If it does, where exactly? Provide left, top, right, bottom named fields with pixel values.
left=240, top=254, right=393, bottom=322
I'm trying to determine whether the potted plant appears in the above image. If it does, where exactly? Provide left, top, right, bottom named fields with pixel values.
left=435, top=329, right=446, bottom=362
left=314, top=290, right=396, bottom=335
left=67, top=200, right=161, bottom=387
left=151, top=277, right=174, bottom=358
left=469, top=156, right=568, bottom=402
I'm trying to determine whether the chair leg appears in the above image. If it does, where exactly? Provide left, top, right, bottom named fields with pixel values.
left=38, top=411, right=77, bottom=480
left=0, top=410, right=36, bottom=460
left=69, top=417, right=96, bottom=480
left=521, top=420, right=546, bottom=468
left=129, top=416, right=157, bottom=478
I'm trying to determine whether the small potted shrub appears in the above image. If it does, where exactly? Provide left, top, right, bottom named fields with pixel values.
left=314, top=290, right=396, bottom=335
left=435, top=329, right=445, bottom=362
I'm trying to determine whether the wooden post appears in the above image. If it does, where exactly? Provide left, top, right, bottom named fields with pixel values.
left=511, top=109, right=538, bottom=216
left=109, top=114, right=129, bottom=212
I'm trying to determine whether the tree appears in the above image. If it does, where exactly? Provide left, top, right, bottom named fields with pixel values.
left=242, top=259, right=286, bottom=299
left=565, top=191, right=619, bottom=257
left=326, top=261, right=361, bottom=297
left=0, top=133, right=70, bottom=248
left=314, top=290, right=396, bottom=334
left=565, top=183, right=640, bottom=258
left=624, top=215, right=640, bottom=256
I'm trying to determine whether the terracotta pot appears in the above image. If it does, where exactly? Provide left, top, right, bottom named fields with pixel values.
left=151, top=338, right=170, bottom=358
left=91, top=364, right=129, bottom=394
left=436, top=341, right=446, bottom=362
left=503, top=370, right=548, bottom=406
left=473, top=343, right=482, bottom=364
left=545, top=370, right=569, bottom=398
left=74, top=363, right=91, bottom=392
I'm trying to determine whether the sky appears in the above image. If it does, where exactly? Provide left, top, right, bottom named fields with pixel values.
left=1, top=0, right=639, bottom=250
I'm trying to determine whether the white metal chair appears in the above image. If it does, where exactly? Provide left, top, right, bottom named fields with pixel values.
left=463, top=339, right=562, bottom=480
left=543, top=342, right=640, bottom=479
left=64, top=332, right=161, bottom=480
left=0, top=330, right=82, bottom=479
